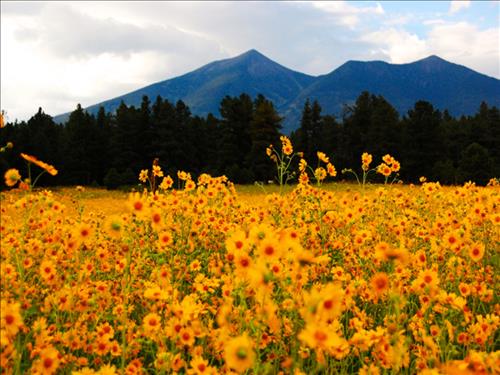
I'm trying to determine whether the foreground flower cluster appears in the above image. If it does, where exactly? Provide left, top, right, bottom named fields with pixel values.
left=1, top=176, right=499, bottom=374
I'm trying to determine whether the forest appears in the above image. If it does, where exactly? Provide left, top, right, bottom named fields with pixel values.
left=1, top=91, right=498, bottom=187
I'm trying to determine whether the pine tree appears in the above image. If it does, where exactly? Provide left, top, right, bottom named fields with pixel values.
left=401, top=101, right=444, bottom=181
left=110, top=101, right=144, bottom=177
left=63, top=104, right=98, bottom=184
left=296, top=99, right=312, bottom=159
left=217, top=94, right=253, bottom=180
left=247, top=94, right=282, bottom=181
left=151, top=97, right=179, bottom=177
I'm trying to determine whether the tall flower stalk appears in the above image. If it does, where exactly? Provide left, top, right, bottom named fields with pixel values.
left=266, top=136, right=300, bottom=194
left=3, top=153, right=58, bottom=191
left=342, top=152, right=401, bottom=187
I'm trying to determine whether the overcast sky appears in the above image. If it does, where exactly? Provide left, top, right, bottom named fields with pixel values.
left=1, top=0, right=499, bottom=121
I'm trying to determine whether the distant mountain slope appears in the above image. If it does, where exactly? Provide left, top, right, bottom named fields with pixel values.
left=282, top=55, right=500, bottom=130
left=54, top=50, right=500, bottom=134
left=54, top=49, right=314, bottom=124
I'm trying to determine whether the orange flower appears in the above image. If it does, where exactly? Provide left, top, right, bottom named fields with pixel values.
left=0, top=301, right=23, bottom=337
left=225, top=230, right=248, bottom=254
left=327, top=163, right=337, bottom=177
left=382, top=154, right=394, bottom=165
left=234, top=252, right=252, bottom=276
left=299, top=158, right=307, bottom=172
left=224, top=334, right=255, bottom=374
left=159, top=175, right=174, bottom=190
left=32, top=345, right=60, bottom=374
left=96, top=322, right=115, bottom=340
left=152, top=165, right=163, bottom=178
left=40, top=259, right=57, bottom=282
left=143, top=312, right=162, bottom=334
left=362, top=152, right=372, bottom=171
left=157, top=230, right=173, bottom=249
left=280, top=136, right=293, bottom=156
left=468, top=243, right=485, bottom=262
left=391, top=160, right=401, bottom=172
left=257, top=236, right=282, bottom=260
left=179, top=327, right=195, bottom=347
left=177, top=170, right=190, bottom=181
left=298, top=320, right=345, bottom=352
left=266, top=145, right=273, bottom=157
left=94, top=338, right=110, bottom=356
left=185, top=179, right=196, bottom=191
left=317, top=151, right=330, bottom=163
left=4, top=168, right=21, bottom=187
left=314, top=167, right=327, bottom=181
left=419, top=269, right=439, bottom=290
left=76, top=223, right=93, bottom=242
left=299, top=172, right=309, bottom=185
left=377, top=163, right=392, bottom=177
left=150, top=210, right=163, bottom=229
left=458, top=283, right=471, bottom=297
left=139, top=169, right=149, bottom=183
left=127, top=192, right=149, bottom=217
left=98, top=364, right=118, bottom=374
left=188, top=355, right=214, bottom=374
left=371, top=272, right=390, bottom=296
left=20, top=153, right=58, bottom=176
left=103, top=215, right=124, bottom=239
left=317, top=283, right=345, bottom=320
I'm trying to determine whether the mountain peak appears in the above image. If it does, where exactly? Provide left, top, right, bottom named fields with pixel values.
left=233, top=49, right=270, bottom=62
left=341, top=55, right=449, bottom=69
left=241, top=48, right=262, bottom=56
left=415, top=55, right=450, bottom=67
left=421, top=55, right=446, bottom=62
left=215, top=48, right=314, bottom=82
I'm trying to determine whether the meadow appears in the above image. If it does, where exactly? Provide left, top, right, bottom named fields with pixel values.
left=1, top=141, right=499, bottom=374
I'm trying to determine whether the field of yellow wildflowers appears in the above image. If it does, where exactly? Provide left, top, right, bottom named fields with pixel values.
left=1, top=139, right=499, bottom=374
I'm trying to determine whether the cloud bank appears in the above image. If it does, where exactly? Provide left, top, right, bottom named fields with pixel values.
left=1, top=1, right=498, bottom=121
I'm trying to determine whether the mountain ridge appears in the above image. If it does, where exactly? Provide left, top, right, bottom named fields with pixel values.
left=53, top=49, right=500, bottom=133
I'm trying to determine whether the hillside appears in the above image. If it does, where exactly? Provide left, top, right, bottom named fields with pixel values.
left=282, top=55, right=500, bottom=130
left=54, top=50, right=500, bottom=133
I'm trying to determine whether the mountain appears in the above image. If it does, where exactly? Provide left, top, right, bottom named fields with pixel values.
left=53, top=50, right=500, bottom=133
left=54, top=49, right=314, bottom=125
left=282, top=55, right=500, bottom=129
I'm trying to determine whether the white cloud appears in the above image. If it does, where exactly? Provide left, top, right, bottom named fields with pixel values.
left=449, top=0, right=471, bottom=14
left=427, top=22, right=499, bottom=77
left=360, top=28, right=428, bottom=63
left=0, top=1, right=45, bottom=16
left=14, top=5, right=225, bottom=59
left=1, top=1, right=498, bottom=121
left=358, top=21, right=499, bottom=78
left=311, top=1, right=384, bottom=27
left=1, top=3, right=228, bottom=120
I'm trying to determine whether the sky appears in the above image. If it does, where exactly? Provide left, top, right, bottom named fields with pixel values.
left=1, top=0, right=499, bottom=122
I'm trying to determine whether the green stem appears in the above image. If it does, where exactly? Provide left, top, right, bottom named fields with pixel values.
left=31, top=170, right=47, bottom=189
left=27, top=163, right=32, bottom=192
left=121, top=243, right=132, bottom=373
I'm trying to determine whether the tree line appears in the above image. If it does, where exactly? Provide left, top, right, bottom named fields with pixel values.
left=1, top=91, right=498, bottom=187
